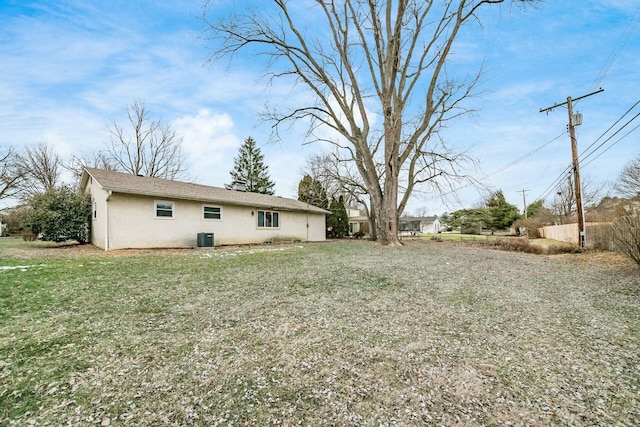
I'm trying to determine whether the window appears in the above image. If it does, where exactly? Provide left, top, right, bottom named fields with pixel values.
left=257, top=210, right=279, bottom=228
left=93, top=202, right=97, bottom=219
left=203, top=205, right=222, bottom=220
left=155, top=201, right=174, bottom=218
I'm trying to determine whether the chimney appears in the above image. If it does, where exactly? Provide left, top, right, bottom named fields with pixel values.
left=231, top=180, right=247, bottom=192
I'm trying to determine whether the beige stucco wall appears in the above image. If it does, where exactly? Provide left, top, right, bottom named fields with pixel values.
left=84, top=176, right=108, bottom=250
left=85, top=181, right=326, bottom=250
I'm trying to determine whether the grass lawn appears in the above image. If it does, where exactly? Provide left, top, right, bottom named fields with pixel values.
left=1, top=237, right=638, bottom=426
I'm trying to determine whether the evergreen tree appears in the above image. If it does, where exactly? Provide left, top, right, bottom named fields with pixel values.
left=228, top=137, right=275, bottom=194
left=486, top=190, right=521, bottom=231
left=297, top=174, right=328, bottom=209
left=327, top=195, right=349, bottom=238
left=448, top=208, right=490, bottom=234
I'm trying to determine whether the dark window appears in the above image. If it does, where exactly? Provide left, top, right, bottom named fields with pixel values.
left=203, top=206, right=222, bottom=220
left=155, top=201, right=174, bottom=218
left=257, top=210, right=279, bottom=228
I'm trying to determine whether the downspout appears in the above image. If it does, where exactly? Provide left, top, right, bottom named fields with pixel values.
left=105, top=191, right=112, bottom=251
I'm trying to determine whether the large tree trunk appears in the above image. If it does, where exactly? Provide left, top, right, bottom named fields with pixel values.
left=376, top=174, right=400, bottom=245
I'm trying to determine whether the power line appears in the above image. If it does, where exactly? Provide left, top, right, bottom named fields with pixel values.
left=589, top=6, right=640, bottom=93
left=440, top=132, right=565, bottom=199
left=578, top=99, right=640, bottom=162
left=535, top=163, right=572, bottom=203
left=582, top=120, right=640, bottom=169
left=534, top=99, right=640, bottom=205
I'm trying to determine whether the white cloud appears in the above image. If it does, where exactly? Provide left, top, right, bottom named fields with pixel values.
left=172, top=109, right=241, bottom=186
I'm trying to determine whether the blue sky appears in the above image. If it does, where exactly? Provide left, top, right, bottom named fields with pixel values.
left=1, top=1, right=639, bottom=215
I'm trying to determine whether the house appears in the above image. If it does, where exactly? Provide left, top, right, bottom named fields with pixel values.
left=398, top=216, right=441, bottom=236
left=80, top=168, right=329, bottom=250
left=346, top=207, right=370, bottom=236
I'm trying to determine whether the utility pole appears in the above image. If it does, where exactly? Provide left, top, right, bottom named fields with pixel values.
left=518, top=189, right=530, bottom=219
left=540, top=88, right=603, bottom=247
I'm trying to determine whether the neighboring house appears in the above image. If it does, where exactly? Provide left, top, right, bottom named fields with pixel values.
left=398, top=216, right=441, bottom=236
left=346, top=207, right=370, bottom=236
left=80, top=168, right=329, bottom=250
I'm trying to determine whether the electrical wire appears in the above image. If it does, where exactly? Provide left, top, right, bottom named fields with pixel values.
left=440, top=132, right=566, bottom=199
left=588, top=6, right=640, bottom=93
left=535, top=163, right=573, bottom=203
left=534, top=99, right=640, bottom=203
left=578, top=99, right=640, bottom=162
left=582, top=120, right=640, bottom=169
left=481, top=132, right=565, bottom=179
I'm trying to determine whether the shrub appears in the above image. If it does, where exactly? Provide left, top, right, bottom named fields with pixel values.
left=479, top=237, right=581, bottom=255
left=23, top=187, right=91, bottom=244
left=612, top=212, right=640, bottom=267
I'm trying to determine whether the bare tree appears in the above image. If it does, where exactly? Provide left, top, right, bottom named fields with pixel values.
left=106, top=100, right=188, bottom=180
left=0, top=146, right=25, bottom=201
left=15, top=143, right=62, bottom=197
left=550, top=174, right=607, bottom=222
left=64, top=151, right=115, bottom=188
left=304, top=151, right=378, bottom=239
left=203, top=0, right=531, bottom=245
left=615, top=153, right=640, bottom=199
left=612, top=204, right=640, bottom=268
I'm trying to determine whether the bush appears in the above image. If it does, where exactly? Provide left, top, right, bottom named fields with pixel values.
left=512, top=217, right=546, bottom=239
left=23, top=187, right=91, bottom=244
left=479, top=237, right=581, bottom=255
left=2, top=205, right=30, bottom=235
left=612, top=212, right=640, bottom=267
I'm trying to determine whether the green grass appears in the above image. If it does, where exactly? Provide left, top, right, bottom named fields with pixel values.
left=1, top=237, right=639, bottom=425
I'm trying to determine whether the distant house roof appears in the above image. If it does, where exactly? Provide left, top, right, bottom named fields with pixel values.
left=81, top=168, right=329, bottom=214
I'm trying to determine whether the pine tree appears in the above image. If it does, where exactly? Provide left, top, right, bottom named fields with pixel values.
left=297, top=174, right=328, bottom=209
left=486, top=190, right=521, bottom=231
left=228, top=137, right=275, bottom=194
left=327, top=195, right=349, bottom=238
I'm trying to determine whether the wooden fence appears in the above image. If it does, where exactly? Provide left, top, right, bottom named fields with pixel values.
left=538, top=222, right=613, bottom=250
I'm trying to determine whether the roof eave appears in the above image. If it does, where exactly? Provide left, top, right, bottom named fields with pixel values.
left=102, top=187, right=329, bottom=214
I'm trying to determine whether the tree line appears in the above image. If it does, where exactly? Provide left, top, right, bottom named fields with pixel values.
left=1, top=101, right=190, bottom=240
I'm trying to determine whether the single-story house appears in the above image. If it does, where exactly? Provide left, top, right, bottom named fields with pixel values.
left=80, top=168, right=329, bottom=250
left=398, top=216, right=441, bottom=236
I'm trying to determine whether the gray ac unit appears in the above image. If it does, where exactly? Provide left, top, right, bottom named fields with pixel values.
left=197, top=232, right=214, bottom=247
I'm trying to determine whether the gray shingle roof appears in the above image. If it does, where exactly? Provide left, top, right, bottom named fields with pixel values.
left=82, top=168, right=329, bottom=214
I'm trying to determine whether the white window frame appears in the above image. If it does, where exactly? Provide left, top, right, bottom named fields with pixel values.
left=257, top=210, right=280, bottom=229
left=203, top=205, right=222, bottom=221
left=155, top=200, right=174, bottom=219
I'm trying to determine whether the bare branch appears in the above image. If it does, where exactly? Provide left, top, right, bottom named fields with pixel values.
left=203, top=0, right=533, bottom=244
left=105, top=100, right=188, bottom=180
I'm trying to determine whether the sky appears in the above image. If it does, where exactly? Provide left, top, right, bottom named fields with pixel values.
left=1, top=0, right=639, bottom=215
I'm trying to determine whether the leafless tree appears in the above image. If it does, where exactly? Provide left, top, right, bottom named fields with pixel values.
left=64, top=151, right=115, bottom=188
left=0, top=146, right=25, bottom=201
left=550, top=174, right=607, bottom=222
left=203, top=0, right=531, bottom=245
left=615, top=153, right=640, bottom=199
left=304, top=150, right=378, bottom=239
left=612, top=203, right=640, bottom=268
left=14, top=143, right=62, bottom=197
left=106, top=100, right=188, bottom=180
